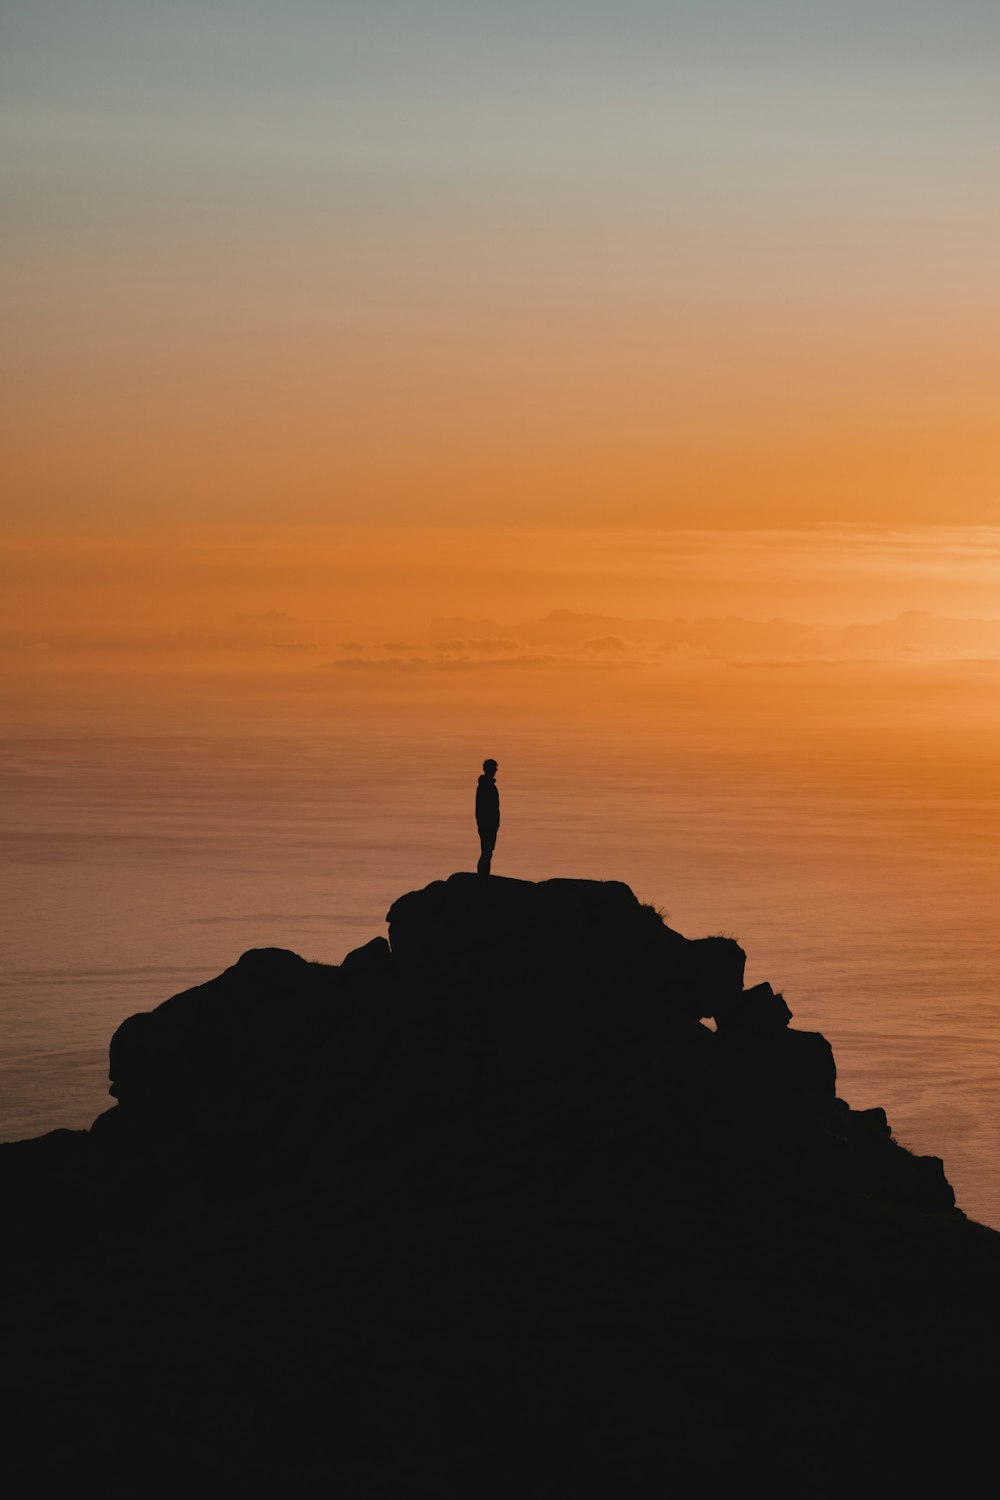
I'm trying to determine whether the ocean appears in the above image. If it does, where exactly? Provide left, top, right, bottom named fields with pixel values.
left=3, top=652, right=999, bottom=1226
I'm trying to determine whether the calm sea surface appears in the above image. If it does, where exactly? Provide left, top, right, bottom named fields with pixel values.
left=3, top=675, right=999, bottom=1226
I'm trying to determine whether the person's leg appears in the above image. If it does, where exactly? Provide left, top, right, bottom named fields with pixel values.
left=477, top=828, right=495, bottom=876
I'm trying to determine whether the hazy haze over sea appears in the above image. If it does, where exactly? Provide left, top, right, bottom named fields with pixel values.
left=3, top=526, right=1000, bottom=1227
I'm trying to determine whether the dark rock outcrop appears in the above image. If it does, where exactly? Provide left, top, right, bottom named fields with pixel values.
left=1, top=873, right=997, bottom=1494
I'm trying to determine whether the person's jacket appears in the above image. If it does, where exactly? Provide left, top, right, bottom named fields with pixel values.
left=476, top=775, right=500, bottom=831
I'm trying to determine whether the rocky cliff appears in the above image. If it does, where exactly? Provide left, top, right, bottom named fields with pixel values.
left=2, top=874, right=998, bottom=1494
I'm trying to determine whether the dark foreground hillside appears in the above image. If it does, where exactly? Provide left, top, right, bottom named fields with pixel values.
left=3, top=874, right=999, bottom=1494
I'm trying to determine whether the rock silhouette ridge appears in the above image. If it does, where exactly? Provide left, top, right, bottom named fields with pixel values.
left=2, top=872, right=998, bottom=1493
left=86, top=872, right=952, bottom=1218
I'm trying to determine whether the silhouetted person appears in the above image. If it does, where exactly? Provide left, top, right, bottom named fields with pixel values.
left=476, top=759, right=500, bottom=876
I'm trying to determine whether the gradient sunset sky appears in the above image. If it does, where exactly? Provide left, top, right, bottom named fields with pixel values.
left=4, top=0, right=999, bottom=544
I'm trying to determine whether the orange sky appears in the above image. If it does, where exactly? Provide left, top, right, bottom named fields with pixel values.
left=6, top=257, right=998, bottom=529
left=4, top=525, right=1000, bottom=748
left=3, top=5, right=999, bottom=749
left=4, top=3, right=1000, bottom=537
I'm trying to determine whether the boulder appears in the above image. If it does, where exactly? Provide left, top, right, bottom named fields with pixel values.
left=715, top=981, right=793, bottom=1033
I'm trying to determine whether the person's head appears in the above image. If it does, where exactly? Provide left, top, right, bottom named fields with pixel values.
left=482, top=758, right=498, bottom=777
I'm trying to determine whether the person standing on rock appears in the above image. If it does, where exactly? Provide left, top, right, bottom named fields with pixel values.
left=476, top=758, right=500, bottom=876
